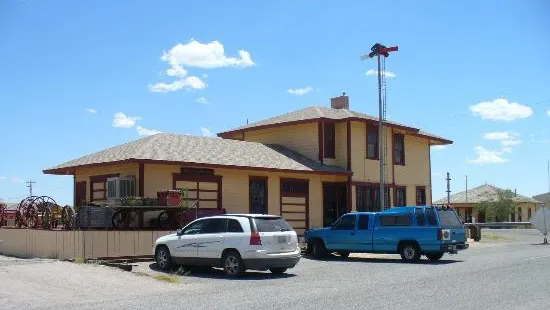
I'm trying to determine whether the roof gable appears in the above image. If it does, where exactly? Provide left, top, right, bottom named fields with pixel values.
left=43, top=133, right=349, bottom=175
left=434, top=184, right=540, bottom=204
left=218, top=105, right=451, bottom=144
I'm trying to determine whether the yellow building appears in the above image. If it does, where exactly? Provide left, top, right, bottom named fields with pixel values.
left=44, top=93, right=451, bottom=233
left=434, top=184, right=542, bottom=223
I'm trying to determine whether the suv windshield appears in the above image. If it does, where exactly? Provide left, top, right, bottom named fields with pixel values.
left=254, top=217, right=293, bottom=232
left=438, top=210, right=463, bottom=228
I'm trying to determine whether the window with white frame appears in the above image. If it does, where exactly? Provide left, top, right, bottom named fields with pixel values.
left=106, top=177, right=136, bottom=199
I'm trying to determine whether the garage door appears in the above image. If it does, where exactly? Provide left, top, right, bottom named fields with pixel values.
left=280, top=178, right=309, bottom=236
left=173, top=174, right=222, bottom=209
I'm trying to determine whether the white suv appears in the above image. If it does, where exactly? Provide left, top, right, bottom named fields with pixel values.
left=153, top=214, right=301, bottom=277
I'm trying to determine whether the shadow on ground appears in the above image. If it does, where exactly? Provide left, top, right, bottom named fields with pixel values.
left=148, top=263, right=297, bottom=280
left=301, top=254, right=463, bottom=265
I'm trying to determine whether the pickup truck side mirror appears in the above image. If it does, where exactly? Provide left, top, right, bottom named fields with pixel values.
left=176, top=228, right=183, bottom=236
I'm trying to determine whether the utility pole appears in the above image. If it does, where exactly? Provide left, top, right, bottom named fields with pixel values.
left=26, top=180, right=36, bottom=197
left=361, top=43, right=398, bottom=211
left=446, top=173, right=451, bottom=204
left=465, top=175, right=468, bottom=203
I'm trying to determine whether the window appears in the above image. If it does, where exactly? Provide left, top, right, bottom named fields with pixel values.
left=358, top=215, right=369, bottom=230
left=416, top=187, right=426, bottom=206
left=281, top=179, right=308, bottom=196
left=425, top=208, right=438, bottom=226
left=415, top=208, right=427, bottom=226
left=250, top=178, right=267, bottom=214
left=182, top=219, right=206, bottom=234
left=106, top=177, right=136, bottom=200
left=437, top=209, right=463, bottom=228
left=324, top=122, right=335, bottom=158
left=394, top=133, right=405, bottom=165
left=517, top=207, right=522, bottom=222
left=380, top=214, right=411, bottom=226
left=202, top=218, right=227, bottom=234
left=333, top=214, right=356, bottom=230
left=227, top=219, right=244, bottom=233
left=528, top=208, right=532, bottom=219
left=356, top=185, right=390, bottom=212
left=367, top=127, right=378, bottom=159
left=90, top=174, right=119, bottom=201
left=254, top=217, right=293, bottom=232
left=395, top=187, right=407, bottom=207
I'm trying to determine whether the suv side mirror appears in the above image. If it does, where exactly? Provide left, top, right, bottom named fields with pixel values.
left=176, top=228, right=183, bottom=236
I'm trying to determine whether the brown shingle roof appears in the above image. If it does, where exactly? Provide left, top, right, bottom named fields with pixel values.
left=434, top=184, right=541, bottom=204
left=43, top=133, right=349, bottom=175
left=218, top=106, right=452, bottom=144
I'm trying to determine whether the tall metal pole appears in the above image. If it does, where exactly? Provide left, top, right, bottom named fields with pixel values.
left=547, top=159, right=549, bottom=193
left=377, top=54, right=385, bottom=211
left=447, top=173, right=451, bottom=203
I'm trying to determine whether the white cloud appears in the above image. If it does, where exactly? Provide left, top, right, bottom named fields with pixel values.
left=196, top=97, right=208, bottom=104
left=0, top=176, right=6, bottom=181
left=85, top=108, right=98, bottom=114
left=136, top=126, right=161, bottom=136
left=112, top=112, right=141, bottom=128
left=287, top=86, right=313, bottom=96
left=469, top=98, right=533, bottom=121
left=547, top=110, right=550, bottom=116
left=165, top=64, right=188, bottom=78
left=502, top=147, right=513, bottom=153
left=432, top=145, right=447, bottom=150
left=366, top=69, right=396, bottom=78
left=161, top=39, right=255, bottom=69
left=200, top=127, right=214, bottom=137
left=482, top=131, right=522, bottom=147
left=10, top=177, right=24, bottom=183
left=149, top=76, right=206, bottom=93
left=468, top=146, right=509, bottom=165
left=483, top=132, right=511, bottom=140
left=501, top=139, right=522, bottom=146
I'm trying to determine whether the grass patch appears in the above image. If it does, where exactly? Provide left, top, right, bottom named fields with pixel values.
left=153, top=274, right=180, bottom=284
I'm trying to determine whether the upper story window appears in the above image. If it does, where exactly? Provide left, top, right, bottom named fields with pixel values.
left=324, top=122, right=335, bottom=158
left=394, top=133, right=405, bottom=165
left=367, top=126, right=378, bottom=159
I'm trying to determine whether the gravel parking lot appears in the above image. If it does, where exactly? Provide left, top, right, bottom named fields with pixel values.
left=1, top=229, right=549, bottom=310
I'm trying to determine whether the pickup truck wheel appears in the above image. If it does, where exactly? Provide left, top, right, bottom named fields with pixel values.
left=399, top=243, right=420, bottom=262
left=155, top=245, right=172, bottom=271
left=311, top=239, right=327, bottom=259
left=426, top=253, right=444, bottom=261
left=337, top=252, right=350, bottom=258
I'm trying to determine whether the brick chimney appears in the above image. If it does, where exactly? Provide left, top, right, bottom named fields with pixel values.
left=330, top=92, right=349, bottom=110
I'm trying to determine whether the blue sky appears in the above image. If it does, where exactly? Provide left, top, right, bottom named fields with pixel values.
left=1, top=0, right=549, bottom=205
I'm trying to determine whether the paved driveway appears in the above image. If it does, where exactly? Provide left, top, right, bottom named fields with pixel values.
left=2, top=229, right=549, bottom=310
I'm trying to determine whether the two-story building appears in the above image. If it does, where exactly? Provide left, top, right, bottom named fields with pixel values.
left=44, top=93, right=452, bottom=234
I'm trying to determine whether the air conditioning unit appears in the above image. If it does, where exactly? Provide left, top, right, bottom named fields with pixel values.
left=106, top=177, right=136, bottom=200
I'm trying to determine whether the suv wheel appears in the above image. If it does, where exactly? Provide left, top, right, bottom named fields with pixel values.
left=399, top=243, right=420, bottom=262
left=269, top=268, right=287, bottom=274
left=311, top=239, right=327, bottom=259
left=155, top=245, right=172, bottom=271
left=223, top=251, right=245, bottom=277
left=426, top=253, right=444, bottom=261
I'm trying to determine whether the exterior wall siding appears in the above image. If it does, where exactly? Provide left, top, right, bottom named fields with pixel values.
left=394, top=134, right=431, bottom=205
left=75, top=163, right=139, bottom=205
left=243, top=122, right=319, bottom=162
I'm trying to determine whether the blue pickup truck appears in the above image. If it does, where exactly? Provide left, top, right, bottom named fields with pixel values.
left=304, top=206, right=469, bottom=262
